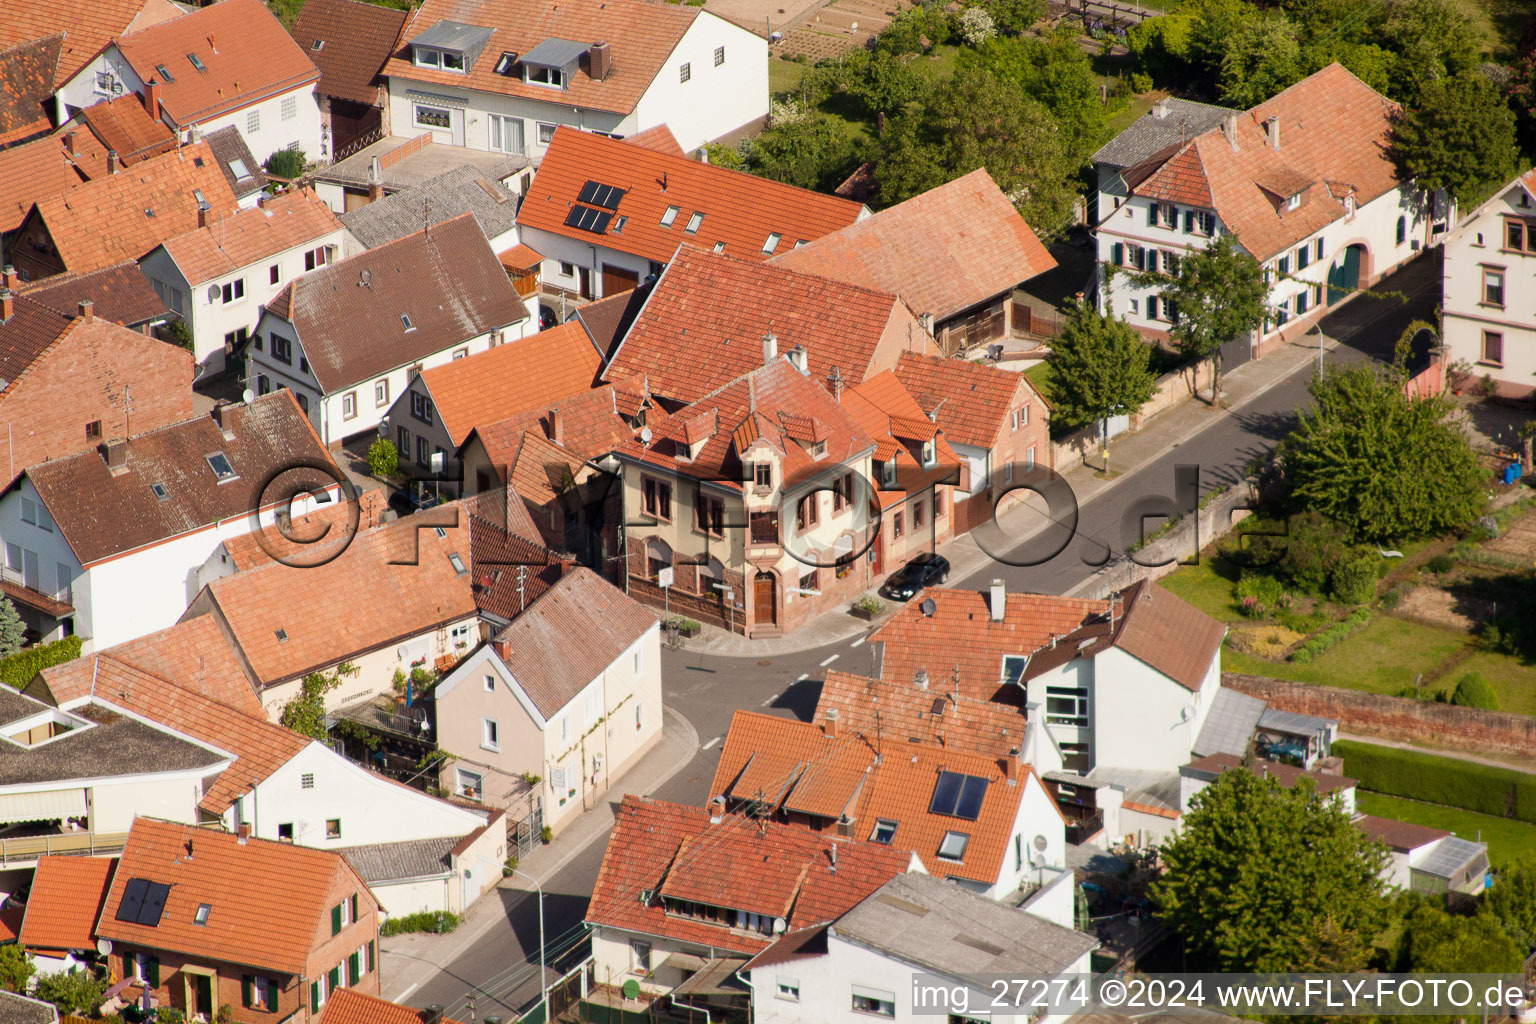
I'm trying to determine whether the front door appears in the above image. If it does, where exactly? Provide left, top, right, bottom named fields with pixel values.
left=450, top=108, right=465, bottom=147
left=188, top=974, right=213, bottom=1019
left=601, top=263, right=639, bottom=297
left=1327, top=244, right=1362, bottom=305
left=753, top=571, right=776, bottom=627
left=577, top=267, right=593, bottom=300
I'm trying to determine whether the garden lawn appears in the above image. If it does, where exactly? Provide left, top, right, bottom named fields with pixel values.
left=1448, top=651, right=1536, bottom=718
left=1449, top=0, right=1528, bottom=58
left=1023, top=362, right=1059, bottom=404
left=1157, top=559, right=1243, bottom=622
left=769, top=58, right=808, bottom=95
left=1220, top=615, right=1469, bottom=693
left=1356, top=793, right=1536, bottom=869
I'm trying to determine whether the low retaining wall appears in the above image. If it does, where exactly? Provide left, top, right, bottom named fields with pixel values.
left=1050, top=365, right=1205, bottom=469
left=1223, top=673, right=1536, bottom=756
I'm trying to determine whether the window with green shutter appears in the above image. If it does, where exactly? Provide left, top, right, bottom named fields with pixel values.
left=348, top=953, right=360, bottom=986
left=1112, top=242, right=1124, bottom=266
left=349, top=893, right=358, bottom=923
left=331, top=904, right=342, bottom=935
left=311, top=981, right=320, bottom=1013
left=265, top=978, right=278, bottom=1011
left=1148, top=203, right=1158, bottom=226
left=242, top=976, right=252, bottom=1008
left=147, top=957, right=160, bottom=989
left=328, top=966, right=340, bottom=992
left=366, top=940, right=375, bottom=973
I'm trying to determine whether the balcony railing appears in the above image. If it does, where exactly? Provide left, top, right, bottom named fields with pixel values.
left=0, top=830, right=129, bottom=864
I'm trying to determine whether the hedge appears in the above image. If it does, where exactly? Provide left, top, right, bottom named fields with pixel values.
left=1333, top=739, right=1536, bottom=823
left=1290, top=608, right=1371, bottom=664
left=0, top=636, right=83, bottom=688
left=379, top=910, right=460, bottom=936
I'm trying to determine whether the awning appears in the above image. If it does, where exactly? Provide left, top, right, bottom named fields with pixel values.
left=671, top=957, right=749, bottom=998
left=0, top=788, right=86, bottom=825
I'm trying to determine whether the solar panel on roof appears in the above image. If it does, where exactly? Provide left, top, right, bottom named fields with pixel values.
left=137, top=881, right=171, bottom=926
left=929, top=771, right=963, bottom=815
left=955, top=775, right=989, bottom=820
left=929, top=770, right=989, bottom=820
left=116, top=878, right=149, bottom=922
left=563, top=206, right=586, bottom=228
left=577, top=181, right=601, bottom=205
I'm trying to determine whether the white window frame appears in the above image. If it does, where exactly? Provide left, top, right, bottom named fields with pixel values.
left=375, top=380, right=389, bottom=407
left=776, top=977, right=800, bottom=1001
left=537, top=121, right=558, bottom=145
left=415, top=104, right=452, bottom=130
left=481, top=717, right=500, bottom=751
left=281, top=95, right=297, bottom=121
left=456, top=767, right=484, bottom=799
left=414, top=47, right=441, bottom=69
left=247, top=109, right=260, bottom=134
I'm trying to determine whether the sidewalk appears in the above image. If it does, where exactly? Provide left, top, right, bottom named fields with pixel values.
left=680, top=328, right=1332, bottom=656
left=379, top=705, right=699, bottom=1000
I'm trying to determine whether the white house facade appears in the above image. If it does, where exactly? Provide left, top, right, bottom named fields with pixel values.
left=1440, top=171, right=1536, bottom=397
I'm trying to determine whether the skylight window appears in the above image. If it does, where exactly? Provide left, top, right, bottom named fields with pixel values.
left=612, top=216, right=627, bottom=233
left=660, top=206, right=680, bottom=228
left=684, top=211, right=704, bottom=234
left=937, top=831, right=970, bottom=861
left=151, top=482, right=169, bottom=501
left=194, top=904, right=212, bottom=926
left=713, top=242, right=725, bottom=253
left=205, top=452, right=236, bottom=480
left=400, top=314, right=415, bottom=331
left=229, top=158, right=251, bottom=181
left=434, top=526, right=448, bottom=539
left=762, top=232, right=781, bottom=254
left=870, top=819, right=897, bottom=844
left=155, top=64, right=174, bottom=82
left=311, top=39, right=324, bottom=51
left=495, top=52, right=518, bottom=75
left=448, top=553, right=466, bottom=574
left=276, top=629, right=288, bottom=642
left=1001, top=655, right=1028, bottom=685
left=187, top=53, right=206, bottom=72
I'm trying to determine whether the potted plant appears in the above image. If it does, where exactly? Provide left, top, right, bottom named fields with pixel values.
left=852, top=595, right=884, bottom=621
left=540, top=825, right=553, bottom=844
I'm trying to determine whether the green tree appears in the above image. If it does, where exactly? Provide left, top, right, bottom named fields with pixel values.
left=1217, top=15, right=1305, bottom=107
left=1152, top=767, right=1389, bottom=972
left=1126, top=12, right=1196, bottom=84
left=876, top=65, right=1077, bottom=236
left=744, top=112, right=863, bottom=192
left=1046, top=301, right=1158, bottom=465
left=1402, top=903, right=1521, bottom=973
left=1450, top=670, right=1499, bottom=710
left=1278, top=363, right=1488, bottom=543
left=1485, top=854, right=1536, bottom=952
left=875, top=3, right=953, bottom=55
left=367, top=437, right=398, bottom=478
left=34, top=968, right=108, bottom=1016
left=1392, top=72, right=1519, bottom=208
left=810, top=49, right=930, bottom=126
left=279, top=666, right=349, bottom=740
left=1151, top=234, right=1266, bottom=402
left=701, top=142, right=744, bottom=169
left=0, top=945, right=33, bottom=994
left=1378, top=0, right=1479, bottom=100
left=980, top=0, right=1045, bottom=36
left=1186, top=0, right=1260, bottom=83
left=265, top=148, right=308, bottom=179
left=0, top=597, right=25, bottom=657
left=964, top=27, right=1108, bottom=166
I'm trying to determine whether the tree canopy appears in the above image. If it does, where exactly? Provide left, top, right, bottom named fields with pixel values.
left=0, top=597, right=25, bottom=657
left=1277, top=363, right=1488, bottom=543
left=1150, top=234, right=1267, bottom=396
left=1485, top=854, right=1536, bottom=954
left=1392, top=71, right=1520, bottom=208
left=1400, top=903, right=1522, bottom=974
left=1045, top=301, right=1159, bottom=436
left=743, top=109, right=864, bottom=193
left=1152, top=767, right=1389, bottom=972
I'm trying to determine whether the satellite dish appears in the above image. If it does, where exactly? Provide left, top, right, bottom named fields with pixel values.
left=1179, top=704, right=1195, bottom=723
left=398, top=645, right=409, bottom=659
left=207, top=285, right=220, bottom=303
left=640, top=426, right=653, bottom=443
left=360, top=269, right=373, bottom=287
left=241, top=388, right=255, bottom=404
left=919, top=598, right=936, bottom=617
left=96, top=938, right=113, bottom=955
left=773, top=917, right=787, bottom=934
left=1029, top=849, right=1046, bottom=868
left=1032, top=834, right=1049, bottom=852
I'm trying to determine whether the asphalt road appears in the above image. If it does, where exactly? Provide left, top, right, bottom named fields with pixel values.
left=396, top=254, right=1439, bottom=1017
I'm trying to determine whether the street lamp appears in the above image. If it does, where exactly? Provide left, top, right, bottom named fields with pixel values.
left=507, top=868, right=547, bottom=1016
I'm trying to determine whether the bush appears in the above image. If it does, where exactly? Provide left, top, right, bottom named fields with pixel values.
left=1290, top=608, right=1371, bottom=663
left=1380, top=583, right=1410, bottom=611
left=1426, top=554, right=1457, bottom=574
left=0, top=635, right=83, bottom=688
left=541, top=825, right=554, bottom=843
left=265, top=148, right=307, bottom=179
left=1280, top=510, right=1349, bottom=594
left=1130, top=71, right=1153, bottom=93
left=367, top=437, right=398, bottom=478
left=1234, top=571, right=1283, bottom=618
left=164, top=319, right=194, bottom=351
left=854, top=595, right=884, bottom=615
left=380, top=910, right=460, bottom=936
left=1329, top=548, right=1380, bottom=605
left=154, top=1010, right=185, bottom=1024
left=35, top=968, right=107, bottom=1016
left=1451, top=671, right=1499, bottom=710
left=1333, top=739, right=1536, bottom=822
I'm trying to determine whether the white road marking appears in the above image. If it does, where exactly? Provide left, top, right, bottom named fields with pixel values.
left=796, top=673, right=809, bottom=682
left=850, top=637, right=866, bottom=648
left=703, top=736, right=721, bottom=750
left=820, top=654, right=840, bottom=667
left=397, top=984, right=420, bottom=1001
left=761, top=693, right=779, bottom=706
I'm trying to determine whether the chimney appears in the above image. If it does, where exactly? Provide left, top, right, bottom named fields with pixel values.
left=988, top=579, right=1005, bottom=623
left=236, top=823, right=251, bottom=843
left=914, top=668, right=929, bottom=691
left=99, top=440, right=127, bottom=471
left=786, top=344, right=808, bottom=374
left=2, top=266, right=17, bottom=292
left=549, top=407, right=564, bottom=445
left=491, top=636, right=511, bottom=663
left=423, top=1007, right=444, bottom=1024
left=0, top=289, right=11, bottom=324
left=588, top=40, right=611, bottom=82
left=144, top=78, right=161, bottom=119
left=107, top=150, right=120, bottom=174
left=63, top=131, right=77, bottom=157
left=1265, top=115, right=1280, bottom=149
left=1153, top=97, right=1170, bottom=119
left=823, top=707, right=840, bottom=739
left=1002, top=746, right=1020, bottom=783
left=368, top=179, right=384, bottom=202
left=189, top=123, right=202, bottom=145
left=212, top=403, right=236, bottom=440
left=697, top=146, right=709, bottom=165
left=762, top=332, right=778, bottom=366
left=708, top=795, right=726, bottom=824
left=197, top=203, right=211, bottom=229
left=1222, top=114, right=1238, bottom=151
left=78, top=300, right=93, bottom=323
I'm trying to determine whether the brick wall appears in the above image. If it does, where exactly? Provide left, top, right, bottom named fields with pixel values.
left=1050, top=366, right=1192, bottom=470
left=1224, top=673, right=1536, bottom=755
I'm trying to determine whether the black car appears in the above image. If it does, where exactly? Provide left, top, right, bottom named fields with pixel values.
left=388, top=485, right=438, bottom=517
left=538, top=304, right=559, bottom=330
left=882, top=553, right=950, bottom=600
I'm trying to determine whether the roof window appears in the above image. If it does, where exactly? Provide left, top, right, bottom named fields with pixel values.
left=937, top=831, right=969, bottom=861
left=870, top=819, right=897, bottom=844
left=276, top=629, right=288, bottom=642
left=712, top=242, right=725, bottom=253
left=205, top=452, right=236, bottom=480
left=495, top=52, right=518, bottom=75
left=400, top=314, right=415, bottom=331
left=684, top=212, right=704, bottom=234
left=660, top=206, right=680, bottom=228
left=155, top=64, right=174, bottom=82
left=187, top=53, right=206, bottom=72
left=612, top=216, right=627, bottom=233
left=311, top=39, right=325, bottom=51
left=762, top=232, right=781, bottom=255
left=229, top=158, right=251, bottom=182
left=151, top=482, right=169, bottom=501
left=194, top=904, right=212, bottom=926
left=448, top=552, right=466, bottom=574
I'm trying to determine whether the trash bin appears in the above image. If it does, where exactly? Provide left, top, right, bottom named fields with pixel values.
left=1503, top=462, right=1522, bottom=486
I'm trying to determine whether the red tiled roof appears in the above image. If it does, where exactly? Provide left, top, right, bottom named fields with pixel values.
left=116, top=0, right=321, bottom=126
left=159, top=188, right=343, bottom=286
left=772, top=169, right=1054, bottom=321
left=87, top=617, right=263, bottom=717
left=586, top=795, right=910, bottom=953
left=465, top=385, right=635, bottom=486
left=816, top=670, right=1026, bottom=758
left=17, top=261, right=170, bottom=328
left=19, top=856, right=117, bottom=953
left=843, top=370, right=966, bottom=508
left=385, top=0, right=699, bottom=117
left=623, top=124, right=685, bottom=157
left=520, top=128, right=864, bottom=266
left=98, top=818, right=369, bottom=975
left=497, top=243, right=542, bottom=272
left=28, top=141, right=240, bottom=276
left=289, top=0, right=409, bottom=107
left=0, top=131, right=104, bottom=236
left=0, top=35, right=61, bottom=147
left=71, top=95, right=177, bottom=165
left=0, top=0, right=182, bottom=88
left=894, top=351, right=1044, bottom=449
left=419, top=322, right=602, bottom=446
left=217, top=489, right=391, bottom=573
left=604, top=247, right=911, bottom=405
left=320, top=991, right=467, bottom=1024
left=1106, top=579, right=1225, bottom=690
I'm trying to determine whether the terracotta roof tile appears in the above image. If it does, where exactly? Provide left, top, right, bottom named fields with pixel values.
left=0, top=131, right=102, bottom=236
left=28, top=140, right=241, bottom=275
left=320, top=991, right=466, bottom=1024
left=116, top=0, right=321, bottom=126
left=1187, top=752, right=1355, bottom=796
left=773, top=169, right=1055, bottom=321
left=71, top=95, right=177, bottom=165
left=623, top=124, right=685, bottom=157
left=572, top=284, right=651, bottom=364
left=385, top=0, right=699, bottom=117
left=1107, top=579, right=1225, bottom=690
left=88, top=617, right=264, bottom=716
left=586, top=794, right=909, bottom=953
left=520, top=128, right=864, bottom=266
left=0, top=0, right=182, bottom=88
left=98, top=818, right=370, bottom=975
left=605, top=247, right=910, bottom=405
left=18, top=261, right=170, bottom=329
left=465, top=385, right=635, bottom=484
left=19, top=856, right=117, bottom=953
left=816, top=670, right=1026, bottom=758
left=0, top=35, right=62, bottom=147
left=843, top=371, right=966, bottom=507
left=289, top=0, right=409, bottom=106
left=158, top=188, right=343, bottom=286
left=418, top=321, right=602, bottom=446
left=217, top=489, right=391, bottom=573
left=281, top=213, right=529, bottom=394
left=894, top=351, right=1042, bottom=448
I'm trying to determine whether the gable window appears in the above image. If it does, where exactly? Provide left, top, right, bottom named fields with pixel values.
left=1045, top=685, right=1089, bottom=727
left=342, top=392, right=357, bottom=419
left=1482, top=330, right=1503, bottom=367
left=695, top=493, right=724, bottom=537
left=301, top=773, right=315, bottom=789
left=326, top=818, right=341, bottom=839
left=642, top=476, right=672, bottom=520
left=685, top=211, right=704, bottom=234
left=679, top=62, right=691, bottom=83
left=247, top=110, right=260, bottom=134
left=415, top=105, right=451, bottom=129
left=221, top=279, right=245, bottom=304
left=1002, top=655, right=1028, bottom=685
left=754, top=462, right=772, bottom=488
left=937, top=831, right=969, bottom=861
left=715, top=46, right=726, bottom=66
left=852, top=988, right=896, bottom=1018
left=410, top=391, right=433, bottom=424
left=281, top=96, right=297, bottom=121
left=1483, top=267, right=1505, bottom=307
left=482, top=718, right=499, bottom=751
left=776, top=977, right=799, bottom=1001
left=1506, top=220, right=1526, bottom=252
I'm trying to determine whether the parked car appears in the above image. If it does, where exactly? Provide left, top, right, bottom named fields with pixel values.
left=388, top=485, right=438, bottom=517
left=538, top=304, right=559, bottom=330
left=882, top=553, right=950, bottom=601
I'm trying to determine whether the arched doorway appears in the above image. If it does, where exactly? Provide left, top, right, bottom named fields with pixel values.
left=753, top=571, right=777, bottom=628
left=1327, top=244, right=1366, bottom=305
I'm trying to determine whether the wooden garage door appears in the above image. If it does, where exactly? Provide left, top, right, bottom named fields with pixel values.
left=601, top=263, right=639, bottom=297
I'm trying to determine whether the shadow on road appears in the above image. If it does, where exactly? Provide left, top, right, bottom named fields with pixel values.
left=772, top=676, right=823, bottom=721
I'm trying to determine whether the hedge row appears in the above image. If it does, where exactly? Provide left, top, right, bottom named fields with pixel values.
left=1291, top=608, right=1371, bottom=664
left=0, top=636, right=83, bottom=688
left=380, top=910, right=460, bottom=936
left=1333, top=739, right=1536, bottom=822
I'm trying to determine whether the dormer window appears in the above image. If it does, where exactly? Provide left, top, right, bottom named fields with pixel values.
left=415, top=47, right=441, bottom=68
left=754, top=462, right=772, bottom=488
left=442, top=51, right=465, bottom=71
left=1286, top=193, right=1301, bottom=211
left=809, top=439, right=826, bottom=459
left=526, top=65, right=564, bottom=88
left=921, top=439, right=935, bottom=467
left=881, top=460, right=897, bottom=487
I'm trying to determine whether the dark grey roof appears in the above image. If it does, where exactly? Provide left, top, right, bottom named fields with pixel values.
left=1093, top=98, right=1238, bottom=170
left=1193, top=687, right=1266, bottom=758
left=1258, top=707, right=1335, bottom=738
left=833, top=873, right=1097, bottom=977
left=0, top=702, right=226, bottom=786
left=0, top=686, right=42, bottom=729
left=521, top=38, right=589, bottom=68
left=340, top=166, right=520, bottom=249
left=343, top=836, right=458, bottom=883
left=0, top=992, right=58, bottom=1024
left=409, top=20, right=495, bottom=53
left=203, top=126, right=268, bottom=200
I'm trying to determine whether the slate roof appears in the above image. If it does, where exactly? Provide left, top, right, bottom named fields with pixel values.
left=815, top=670, right=1026, bottom=759
left=1093, top=97, right=1238, bottom=171
left=0, top=35, right=62, bottom=147
left=0, top=993, right=57, bottom=1024
left=0, top=699, right=227, bottom=787
left=343, top=836, right=456, bottom=883
left=71, top=95, right=177, bottom=165
left=417, top=321, right=603, bottom=446
left=490, top=568, right=656, bottom=718
left=894, top=351, right=1042, bottom=449
left=604, top=247, right=911, bottom=405
left=772, top=169, right=1054, bottom=322
left=18, top=855, right=117, bottom=953
left=289, top=0, right=409, bottom=106
left=19, top=392, right=335, bottom=567
left=1355, top=814, right=1448, bottom=852
left=339, top=166, right=519, bottom=250
left=159, top=189, right=343, bottom=286
left=320, top=990, right=467, bottom=1024
left=519, top=128, right=864, bottom=265
left=384, top=0, right=700, bottom=116
left=27, top=140, right=241, bottom=275
left=115, top=0, right=321, bottom=126
left=98, top=818, right=367, bottom=975
left=0, top=0, right=183, bottom=89
left=202, top=127, right=270, bottom=202
left=833, top=872, right=1096, bottom=976
left=586, top=794, right=910, bottom=954
left=276, top=213, right=528, bottom=394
